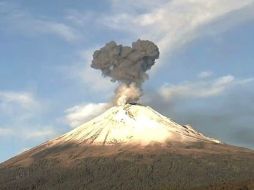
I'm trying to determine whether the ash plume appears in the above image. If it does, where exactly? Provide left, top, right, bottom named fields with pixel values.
left=91, top=39, right=159, bottom=105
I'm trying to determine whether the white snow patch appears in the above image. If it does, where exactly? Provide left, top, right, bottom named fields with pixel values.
left=52, top=104, right=221, bottom=146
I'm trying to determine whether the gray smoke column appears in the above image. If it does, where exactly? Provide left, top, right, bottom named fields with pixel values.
left=91, top=39, right=160, bottom=105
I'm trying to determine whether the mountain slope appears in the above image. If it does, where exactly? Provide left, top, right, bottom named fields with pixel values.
left=0, top=104, right=254, bottom=190
left=53, top=104, right=220, bottom=145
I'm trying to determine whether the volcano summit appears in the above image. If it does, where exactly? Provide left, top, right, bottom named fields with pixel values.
left=53, top=104, right=220, bottom=145
left=1, top=104, right=254, bottom=190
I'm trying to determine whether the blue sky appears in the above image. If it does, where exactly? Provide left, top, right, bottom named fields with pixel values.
left=1, top=0, right=254, bottom=162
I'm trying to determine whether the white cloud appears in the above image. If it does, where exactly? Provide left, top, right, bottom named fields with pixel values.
left=0, top=2, right=80, bottom=42
left=102, top=0, right=254, bottom=70
left=0, top=128, right=14, bottom=136
left=65, top=102, right=109, bottom=128
left=0, top=90, right=58, bottom=140
left=34, top=21, right=80, bottom=42
left=0, top=91, right=37, bottom=110
left=24, top=128, right=56, bottom=139
left=62, top=49, right=116, bottom=94
left=110, top=0, right=167, bottom=11
left=0, top=91, right=40, bottom=119
left=0, top=126, right=56, bottom=139
left=77, top=49, right=116, bottom=92
left=198, top=71, right=213, bottom=79
left=57, top=0, right=254, bottom=95
left=159, top=75, right=254, bottom=101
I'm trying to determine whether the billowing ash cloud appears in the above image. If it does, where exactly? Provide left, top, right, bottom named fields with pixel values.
left=91, top=39, right=159, bottom=105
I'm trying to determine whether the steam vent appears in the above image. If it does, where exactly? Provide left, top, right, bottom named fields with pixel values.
left=1, top=104, right=254, bottom=190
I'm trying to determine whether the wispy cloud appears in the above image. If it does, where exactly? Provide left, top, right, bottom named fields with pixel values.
left=0, top=1, right=80, bottom=42
left=0, top=90, right=59, bottom=141
left=63, top=74, right=254, bottom=129
left=34, top=21, right=80, bottom=42
left=142, top=74, right=254, bottom=149
left=61, top=48, right=116, bottom=95
left=101, top=0, right=254, bottom=69
left=159, top=75, right=254, bottom=101
left=0, top=91, right=39, bottom=118
left=0, top=128, right=13, bottom=136
left=24, top=128, right=57, bottom=139
left=197, top=71, right=213, bottom=79
left=76, top=49, right=115, bottom=92
left=58, top=0, right=254, bottom=96
left=61, top=0, right=254, bottom=76
left=0, top=91, right=37, bottom=110
left=65, top=102, right=109, bottom=128
left=0, top=126, right=57, bottom=139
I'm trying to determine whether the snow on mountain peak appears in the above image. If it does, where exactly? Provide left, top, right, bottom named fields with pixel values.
left=52, top=104, right=220, bottom=146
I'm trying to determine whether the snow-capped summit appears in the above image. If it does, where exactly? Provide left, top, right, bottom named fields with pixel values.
left=53, top=104, right=220, bottom=145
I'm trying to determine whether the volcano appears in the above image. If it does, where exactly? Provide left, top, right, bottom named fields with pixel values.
left=1, top=104, right=254, bottom=190
left=54, top=104, right=220, bottom=145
